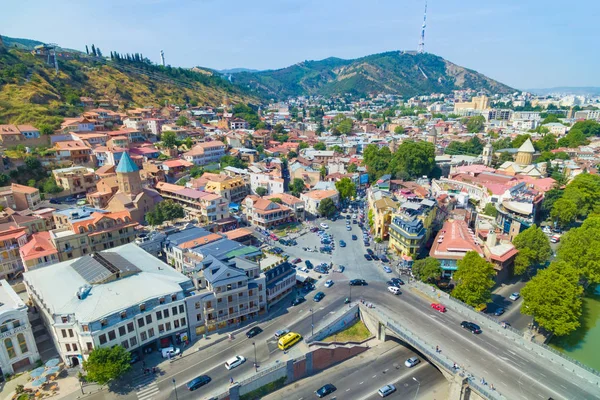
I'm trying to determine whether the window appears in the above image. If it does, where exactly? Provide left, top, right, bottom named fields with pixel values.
left=140, top=332, right=147, bottom=341
left=101, top=319, right=108, bottom=327
left=140, top=304, right=146, bottom=312
left=194, top=302, right=201, bottom=309
left=165, top=322, right=171, bottom=331
left=156, top=311, right=162, bottom=320
left=120, top=311, right=127, bottom=319
left=0, top=324, right=7, bottom=333
left=171, top=294, right=177, bottom=301
left=108, top=330, right=116, bottom=341
left=158, top=324, right=164, bottom=333
left=206, top=301, right=212, bottom=309
left=99, top=334, right=107, bottom=345
left=130, top=337, right=137, bottom=347
left=87, top=342, right=93, bottom=351
left=82, top=325, right=89, bottom=332
left=148, top=328, right=155, bottom=338
left=16, top=333, right=28, bottom=354
left=13, top=320, right=20, bottom=328
left=228, top=295, right=233, bottom=302
left=174, top=319, right=180, bottom=329
left=4, top=338, right=15, bottom=358
left=66, top=343, right=71, bottom=352
left=227, top=284, right=232, bottom=291
left=127, top=322, right=134, bottom=333
left=163, top=309, right=169, bottom=318
left=72, top=343, right=78, bottom=352
left=145, top=315, right=152, bottom=324
left=122, top=340, right=129, bottom=349
left=172, top=306, right=178, bottom=316
left=196, top=314, right=202, bottom=322
left=159, top=297, right=165, bottom=304
left=217, top=298, right=222, bottom=303
left=180, top=318, right=186, bottom=326
left=61, top=329, right=67, bottom=338
left=138, top=318, right=145, bottom=328
left=118, top=326, right=126, bottom=336
left=61, top=316, right=68, bottom=324
left=179, top=305, right=184, bottom=314
left=68, top=329, right=74, bottom=338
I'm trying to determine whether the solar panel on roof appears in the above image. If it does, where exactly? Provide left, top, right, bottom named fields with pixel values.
left=72, top=252, right=140, bottom=284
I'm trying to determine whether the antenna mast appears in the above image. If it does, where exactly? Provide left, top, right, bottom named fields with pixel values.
left=417, top=1, right=427, bottom=54
left=160, top=50, right=165, bottom=66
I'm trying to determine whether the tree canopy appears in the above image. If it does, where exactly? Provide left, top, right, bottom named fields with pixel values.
left=255, top=187, right=267, bottom=197
left=146, top=200, right=185, bottom=226
left=335, top=177, right=356, bottom=201
left=83, top=345, right=131, bottom=385
left=451, top=251, right=496, bottom=307
left=412, top=257, right=442, bottom=283
left=290, top=178, right=305, bottom=197
left=445, top=137, right=484, bottom=156
left=161, top=131, right=178, bottom=149
left=363, top=141, right=436, bottom=182
left=219, top=155, right=247, bottom=169
left=512, top=225, right=552, bottom=276
left=556, top=216, right=600, bottom=284
left=483, top=203, right=498, bottom=217
left=550, top=173, right=600, bottom=227
left=318, top=197, right=336, bottom=217
left=466, top=115, right=485, bottom=133
left=313, top=142, right=326, bottom=151
left=176, top=115, right=189, bottom=126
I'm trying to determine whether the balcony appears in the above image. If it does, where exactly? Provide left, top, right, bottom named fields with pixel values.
left=213, top=305, right=260, bottom=324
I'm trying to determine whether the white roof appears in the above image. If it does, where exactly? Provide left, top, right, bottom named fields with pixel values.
left=517, top=138, right=535, bottom=153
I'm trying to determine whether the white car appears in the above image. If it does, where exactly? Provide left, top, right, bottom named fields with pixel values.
left=509, top=292, right=520, bottom=301
left=404, top=357, right=420, bottom=368
left=320, top=223, right=329, bottom=229
left=161, top=347, right=180, bottom=358
left=388, top=286, right=401, bottom=295
left=299, top=266, right=308, bottom=273
left=225, top=355, right=246, bottom=370
left=352, top=214, right=357, bottom=219
left=324, top=280, right=334, bottom=288
left=378, top=384, right=396, bottom=397
left=274, top=329, right=290, bottom=338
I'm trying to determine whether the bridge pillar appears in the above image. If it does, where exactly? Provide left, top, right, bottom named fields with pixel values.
left=306, top=351, right=314, bottom=376
left=229, top=383, right=241, bottom=400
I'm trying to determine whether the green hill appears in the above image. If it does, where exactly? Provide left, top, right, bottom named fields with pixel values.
left=230, top=51, right=513, bottom=99
left=0, top=37, right=257, bottom=128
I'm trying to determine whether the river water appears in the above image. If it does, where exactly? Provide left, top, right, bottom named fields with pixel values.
left=550, top=285, right=600, bottom=371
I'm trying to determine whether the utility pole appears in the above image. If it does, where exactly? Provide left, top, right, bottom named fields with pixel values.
left=412, top=377, right=420, bottom=400
left=172, top=378, right=179, bottom=400
left=310, top=308, right=314, bottom=336
left=253, top=342, right=258, bottom=371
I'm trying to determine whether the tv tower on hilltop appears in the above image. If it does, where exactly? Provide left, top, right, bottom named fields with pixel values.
left=417, top=1, right=427, bottom=54
left=160, top=50, right=165, bottom=66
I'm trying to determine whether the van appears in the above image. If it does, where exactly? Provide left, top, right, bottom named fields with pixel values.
left=278, top=332, right=302, bottom=351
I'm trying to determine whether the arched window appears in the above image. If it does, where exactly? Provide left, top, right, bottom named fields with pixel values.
left=4, top=338, right=16, bottom=359
left=79, top=227, right=85, bottom=234
left=17, top=333, right=28, bottom=354
left=88, top=224, right=94, bottom=231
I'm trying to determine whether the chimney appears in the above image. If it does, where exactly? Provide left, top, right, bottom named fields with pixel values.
left=487, top=230, right=497, bottom=247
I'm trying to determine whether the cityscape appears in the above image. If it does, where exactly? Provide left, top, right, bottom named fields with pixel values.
left=1, top=1, right=600, bottom=400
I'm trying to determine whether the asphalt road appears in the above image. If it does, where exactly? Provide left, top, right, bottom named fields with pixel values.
left=263, top=339, right=448, bottom=400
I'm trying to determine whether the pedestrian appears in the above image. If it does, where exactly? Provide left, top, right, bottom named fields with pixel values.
left=490, top=384, right=495, bottom=390
left=436, top=345, right=439, bottom=353
left=230, top=377, right=234, bottom=385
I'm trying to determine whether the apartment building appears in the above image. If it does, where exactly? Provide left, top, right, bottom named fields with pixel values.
left=249, top=172, right=284, bottom=196
left=24, top=244, right=193, bottom=367
left=53, top=141, right=93, bottom=165
left=19, top=232, right=59, bottom=272
left=155, top=182, right=229, bottom=223
left=301, top=189, right=339, bottom=217
left=243, top=196, right=294, bottom=229
left=429, top=219, right=484, bottom=278
left=52, top=166, right=97, bottom=196
left=183, top=141, right=226, bottom=166
left=0, top=225, right=28, bottom=280
left=11, top=184, right=41, bottom=211
left=203, top=175, right=249, bottom=204
left=0, top=280, right=40, bottom=375
left=264, top=193, right=305, bottom=221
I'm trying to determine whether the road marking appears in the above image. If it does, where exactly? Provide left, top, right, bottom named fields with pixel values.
left=498, top=368, right=504, bottom=373
left=560, top=385, right=567, bottom=389
left=330, top=311, right=335, bottom=314
left=384, top=368, right=389, bottom=372
left=360, top=381, right=364, bottom=385
left=501, top=381, right=507, bottom=386
left=346, top=389, right=351, bottom=392
left=136, top=380, right=159, bottom=400
left=539, top=372, right=546, bottom=377
left=372, top=375, right=377, bottom=378
left=483, top=370, right=489, bottom=374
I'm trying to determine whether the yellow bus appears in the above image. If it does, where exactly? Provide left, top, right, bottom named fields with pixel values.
left=278, top=332, right=302, bottom=351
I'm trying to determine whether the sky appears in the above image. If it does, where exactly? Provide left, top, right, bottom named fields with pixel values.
left=1, top=0, right=598, bottom=89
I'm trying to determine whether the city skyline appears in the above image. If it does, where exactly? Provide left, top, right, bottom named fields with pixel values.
left=1, top=0, right=599, bottom=90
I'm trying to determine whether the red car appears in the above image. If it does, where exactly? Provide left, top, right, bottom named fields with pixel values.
left=291, top=258, right=302, bottom=264
left=431, top=303, right=447, bottom=313
left=270, top=234, right=278, bottom=240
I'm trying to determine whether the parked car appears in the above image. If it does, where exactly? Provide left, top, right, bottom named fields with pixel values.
left=291, top=258, right=302, bottom=264
left=246, top=326, right=263, bottom=338
left=388, top=286, right=401, bottom=295
left=129, top=352, right=140, bottom=364
left=161, top=347, right=180, bottom=358
left=305, top=260, right=313, bottom=269
left=320, top=223, right=329, bottom=229
left=383, top=266, right=392, bottom=273
left=391, top=278, right=404, bottom=286
left=364, top=254, right=373, bottom=261
left=349, top=279, right=367, bottom=286
left=352, top=235, right=358, bottom=240
left=313, top=292, right=325, bottom=302
left=274, top=329, right=290, bottom=338
left=339, top=240, right=346, bottom=247
left=380, top=255, right=389, bottom=263
left=461, top=321, right=482, bottom=334
left=186, top=375, right=211, bottom=391
left=291, top=297, right=305, bottom=306
left=225, top=355, right=246, bottom=370
left=316, top=384, right=336, bottom=398
left=387, top=280, right=400, bottom=288
left=404, top=357, right=420, bottom=368
left=366, top=249, right=374, bottom=256
left=494, top=307, right=505, bottom=316
left=324, top=279, right=334, bottom=288
left=378, top=384, right=396, bottom=397
left=338, top=265, right=345, bottom=273
left=352, top=219, right=358, bottom=224
left=509, top=292, right=520, bottom=301
left=346, top=225, right=352, bottom=231
left=431, top=303, right=446, bottom=313
left=372, top=254, right=379, bottom=261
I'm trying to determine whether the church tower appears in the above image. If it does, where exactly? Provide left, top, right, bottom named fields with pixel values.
left=515, top=138, right=535, bottom=166
left=426, top=128, right=437, bottom=145
left=116, top=152, right=142, bottom=196
left=482, top=141, right=493, bottom=166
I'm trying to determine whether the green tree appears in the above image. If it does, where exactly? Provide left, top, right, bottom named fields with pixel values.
left=492, top=137, right=512, bottom=151
left=335, top=177, right=356, bottom=201
left=466, top=116, right=485, bottom=133
left=298, top=142, right=309, bottom=150
left=535, top=134, right=558, bottom=152
left=290, top=178, right=305, bottom=197
left=512, top=225, right=552, bottom=275
left=42, top=178, right=64, bottom=194
left=483, top=203, right=497, bottom=217
left=318, top=197, right=336, bottom=217
left=220, top=155, right=247, bottom=169
left=146, top=200, right=184, bottom=225
left=176, top=115, right=189, bottom=126
left=388, top=140, right=436, bottom=180
left=512, top=134, right=531, bottom=149
left=314, top=142, right=326, bottom=151
left=556, top=216, right=600, bottom=284
left=161, top=131, right=178, bottom=149
left=541, top=114, right=560, bottom=124
left=559, top=129, right=589, bottom=148
left=521, top=261, right=583, bottom=336
left=83, top=346, right=131, bottom=385
left=551, top=198, right=578, bottom=227
left=451, top=251, right=496, bottom=307
left=347, top=163, right=358, bottom=173
left=255, top=187, right=267, bottom=197
left=24, top=156, right=42, bottom=171
left=273, top=123, right=285, bottom=134
left=320, top=166, right=327, bottom=179
left=394, top=126, right=404, bottom=134
left=445, top=137, right=483, bottom=156
left=0, top=174, right=9, bottom=186
left=412, top=257, right=442, bottom=283
left=270, top=197, right=282, bottom=204
left=183, top=137, right=193, bottom=149
left=36, top=123, right=55, bottom=136
left=287, top=150, right=298, bottom=158
left=570, top=120, right=600, bottom=137
left=332, top=145, right=343, bottom=154
left=190, top=165, right=204, bottom=178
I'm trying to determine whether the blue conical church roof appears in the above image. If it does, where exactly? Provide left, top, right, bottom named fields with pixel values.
left=116, top=152, right=139, bottom=173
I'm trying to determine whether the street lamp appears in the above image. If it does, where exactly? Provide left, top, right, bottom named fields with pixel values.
left=310, top=308, right=314, bottom=336
left=412, top=377, right=420, bottom=400
left=172, top=378, right=179, bottom=400
left=253, top=341, right=258, bottom=371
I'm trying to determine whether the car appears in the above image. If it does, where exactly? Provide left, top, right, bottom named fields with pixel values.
left=378, top=384, right=396, bottom=397
left=383, top=266, right=392, bottom=273
left=353, top=219, right=358, bottom=224
left=320, top=223, right=329, bottom=229
left=352, top=214, right=357, bottom=219
left=352, top=235, right=358, bottom=240
left=461, top=321, right=482, bottom=334
left=391, top=278, right=404, bottom=286
left=494, top=307, right=505, bottom=316
left=324, top=279, right=334, bottom=288
left=246, top=326, right=263, bottom=338
left=310, top=227, right=319, bottom=232
left=364, top=241, right=370, bottom=247
left=388, top=286, right=401, bottom=295
left=291, top=297, right=305, bottom=306
left=186, top=375, right=211, bottom=391
left=404, top=357, right=420, bottom=368
left=291, top=258, right=302, bottom=264
left=298, top=266, right=308, bottom=272
left=509, top=292, right=520, bottom=301
left=274, top=329, right=290, bottom=338
left=305, top=260, right=314, bottom=269
left=346, top=215, right=351, bottom=219
left=349, top=279, right=367, bottom=286
left=372, top=254, right=380, bottom=261
left=49, top=198, right=60, bottom=204
left=225, top=355, right=246, bottom=370
left=346, top=225, right=352, bottom=231
left=338, top=265, right=345, bottom=273
left=431, top=303, right=446, bottom=313
left=161, top=347, right=180, bottom=358
left=313, top=292, right=325, bottom=302
left=380, top=255, right=389, bottom=263
left=315, top=384, right=336, bottom=398
left=387, top=280, right=400, bottom=288
left=364, top=254, right=373, bottom=261
left=366, top=249, right=374, bottom=256
left=339, top=240, right=346, bottom=247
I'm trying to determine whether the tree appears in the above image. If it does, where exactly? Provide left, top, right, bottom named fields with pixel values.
left=483, top=203, right=498, bottom=217
left=512, top=225, right=552, bottom=275
left=298, top=142, right=309, bottom=150
left=85, top=45, right=89, bottom=55
left=319, top=166, right=327, bottom=179
left=273, top=123, right=285, bottom=134
left=161, top=131, right=178, bottom=149
left=190, top=165, right=204, bottom=178
left=445, top=137, right=483, bottom=156
left=412, top=257, right=442, bottom=283
left=570, top=120, right=600, bottom=137
left=176, top=115, right=189, bottom=126
left=314, top=142, right=326, bottom=151
left=270, top=197, right=282, bottom=204
left=512, top=134, right=531, bottom=149
left=42, top=178, right=63, bottom=194
left=318, top=197, right=336, bottom=218
left=394, top=126, right=404, bottom=134
left=551, top=197, right=578, bottom=227
left=255, top=187, right=267, bottom=197
left=83, top=346, right=131, bottom=385
left=91, top=44, right=96, bottom=57
left=287, top=150, right=298, bottom=158
left=220, top=155, right=247, bottom=169
left=290, top=178, right=305, bottom=197
left=335, top=178, right=356, bottom=201
left=535, top=134, right=558, bottom=152
left=24, top=156, right=42, bottom=171
left=37, top=123, right=55, bottom=136
left=146, top=200, right=184, bottom=226
left=347, top=163, right=358, bottom=173
left=521, top=261, right=583, bottom=336
left=183, top=137, right=193, bottom=149
left=556, top=216, right=600, bottom=284
left=0, top=174, right=9, bottom=186
left=451, top=251, right=496, bottom=307
left=466, top=116, right=485, bottom=133
left=332, top=145, right=343, bottom=154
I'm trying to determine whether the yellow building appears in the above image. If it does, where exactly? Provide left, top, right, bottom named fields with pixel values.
left=371, top=197, right=398, bottom=240
left=387, top=199, right=438, bottom=259
left=453, top=95, right=490, bottom=113
left=204, top=175, right=249, bottom=204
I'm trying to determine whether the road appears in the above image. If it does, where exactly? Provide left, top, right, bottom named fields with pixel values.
left=264, top=339, right=447, bottom=400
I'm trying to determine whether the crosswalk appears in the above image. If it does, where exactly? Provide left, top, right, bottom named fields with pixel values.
left=133, top=374, right=160, bottom=400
